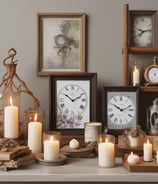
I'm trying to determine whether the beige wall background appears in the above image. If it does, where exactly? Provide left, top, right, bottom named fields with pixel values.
left=0, top=0, right=158, bottom=131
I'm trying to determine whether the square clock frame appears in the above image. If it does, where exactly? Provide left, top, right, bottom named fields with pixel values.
left=102, top=86, right=139, bottom=135
left=49, top=73, right=97, bottom=134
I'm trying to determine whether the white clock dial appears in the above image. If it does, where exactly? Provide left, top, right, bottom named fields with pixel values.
left=148, top=68, right=158, bottom=83
left=133, top=16, right=152, bottom=47
left=56, top=81, right=90, bottom=129
left=107, top=94, right=135, bottom=128
left=58, top=84, right=88, bottom=115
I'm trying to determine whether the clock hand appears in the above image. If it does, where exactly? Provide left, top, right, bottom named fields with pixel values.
left=122, top=104, right=132, bottom=111
left=62, top=93, right=73, bottom=102
left=72, top=93, right=84, bottom=102
left=110, top=103, right=123, bottom=111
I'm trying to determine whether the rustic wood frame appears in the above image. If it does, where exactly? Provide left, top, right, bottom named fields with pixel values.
left=37, top=13, right=86, bottom=76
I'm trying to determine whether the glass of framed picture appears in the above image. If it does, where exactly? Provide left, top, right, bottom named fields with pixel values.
left=49, top=73, right=97, bottom=134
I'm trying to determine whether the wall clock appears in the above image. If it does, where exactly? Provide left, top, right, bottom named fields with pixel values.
left=129, top=10, right=156, bottom=47
left=102, top=86, right=139, bottom=135
left=144, top=56, right=158, bottom=86
left=49, top=73, right=97, bottom=134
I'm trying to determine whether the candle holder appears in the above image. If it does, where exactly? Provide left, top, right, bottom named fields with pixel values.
left=43, top=131, right=61, bottom=161
left=132, top=61, right=141, bottom=86
left=84, top=122, right=102, bottom=143
left=0, top=48, right=40, bottom=139
left=122, top=125, right=146, bottom=149
left=98, top=134, right=115, bottom=168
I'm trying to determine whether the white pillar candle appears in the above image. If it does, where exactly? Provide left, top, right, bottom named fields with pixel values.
left=127, top=152, right=140, bottom=164
left=98, top=139, right=115, bottom=167
left=143, top=139, right=152, bottom=162
left=28, top=113, right=42, bottom=153
left=4, top=96, right=19, bottom=138
left=44, top=136, right=59, bottom=161
left=133, top=64, right=140, bottom=86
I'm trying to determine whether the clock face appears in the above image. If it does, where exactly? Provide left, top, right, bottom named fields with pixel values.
left=132, top=15, right=152, bottom=47
left=148, top=67, right=158, bottom=83
left=107, top=92, right=136, bottom=130
left=56, top=80, right=90, bottom=129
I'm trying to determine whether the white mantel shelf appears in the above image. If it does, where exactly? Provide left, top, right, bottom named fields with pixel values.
left=0, top=157, right=158, bottom=183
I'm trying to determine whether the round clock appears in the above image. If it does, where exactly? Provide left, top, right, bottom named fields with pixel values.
left=144, top=56, right=158, bottom=85
left=57, top=83, right=88, bottom=128
left=108, top=95, right=135, bottom=126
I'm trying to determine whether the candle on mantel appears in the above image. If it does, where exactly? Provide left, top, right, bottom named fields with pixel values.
left=28, top=113, right=42, bottom=153
left=127, top=152, right=140, bottom=165
left=4, top=96, right=19, bottom=138
left=98, top=138, right=115, bottom=168
left=44, top=136, right=60, bottom=161
left=133, top=63, right=140, bottom=86
left=143, top=139, right=153, bottom=162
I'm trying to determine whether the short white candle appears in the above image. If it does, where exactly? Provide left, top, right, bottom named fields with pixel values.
left=98, top=138, right=115, bottom=168
left=143, top=139, right=152, bottom=162
left=28, top=113, right=42, bottom=153
left=127, top=152, right=140, bottom=165
left=133, top=64, right=140, bottom=86
left=4, top=96, right=19, bottom=138
left=44, top=136, right=60, bottom=161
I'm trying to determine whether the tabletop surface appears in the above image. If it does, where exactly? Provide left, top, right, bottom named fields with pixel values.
left=0, top=156, right=158, bottom=182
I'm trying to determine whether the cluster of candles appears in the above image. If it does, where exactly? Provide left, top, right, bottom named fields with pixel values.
left=127, top=139, right=153, bottom=165
left=3, top=99, right=156, bottom=165
left=3, top=96, right=60, bottom=162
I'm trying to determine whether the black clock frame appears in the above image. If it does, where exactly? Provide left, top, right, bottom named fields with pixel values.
left=49, top=73, right=97, bottom=134
left=102, top=86, right=140, bottom=135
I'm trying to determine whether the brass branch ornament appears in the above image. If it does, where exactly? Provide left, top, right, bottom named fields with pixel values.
left=0, top=48, right=40, bottom=109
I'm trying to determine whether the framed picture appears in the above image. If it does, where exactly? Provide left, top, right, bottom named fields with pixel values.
left=102, top=86, right=139, bottom=135
left=37, top=13, right=86, bottom=76
left=129, top=10, right=156, bottom=47
left=49, top=73, right=97, bottom=134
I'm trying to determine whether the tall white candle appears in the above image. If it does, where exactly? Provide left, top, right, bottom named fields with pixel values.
left=133, top=64, right=140, bottom=86
left=98, top=139, right=115, bottom=167
left=44, top=136, right=59, bottom=161
left=4, top=96, right=19, bottom=138
left=143, top=139, right=152, bottom=162
left=28, top=113, right=42, bottom=153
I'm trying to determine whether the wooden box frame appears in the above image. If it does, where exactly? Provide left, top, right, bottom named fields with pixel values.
left=37, top=13, right=86, bottom=76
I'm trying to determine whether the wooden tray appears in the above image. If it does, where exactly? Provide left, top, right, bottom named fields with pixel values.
left=123, top=154, right=158, bottom=172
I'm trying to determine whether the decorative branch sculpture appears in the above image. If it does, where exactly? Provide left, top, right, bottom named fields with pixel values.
left=0, top=48, right=40, bottom=110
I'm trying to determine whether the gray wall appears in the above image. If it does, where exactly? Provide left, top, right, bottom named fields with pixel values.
left=0, top=0, right=158, bottom=131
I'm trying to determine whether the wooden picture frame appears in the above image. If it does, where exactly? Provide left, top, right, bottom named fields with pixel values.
left=129, top=10, right=156, bottom=47
left=37, top=13, right=86, bottom=76
left=102, top=86, right=139, bottom=135
left=49, top=73, right=97, bottom=134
